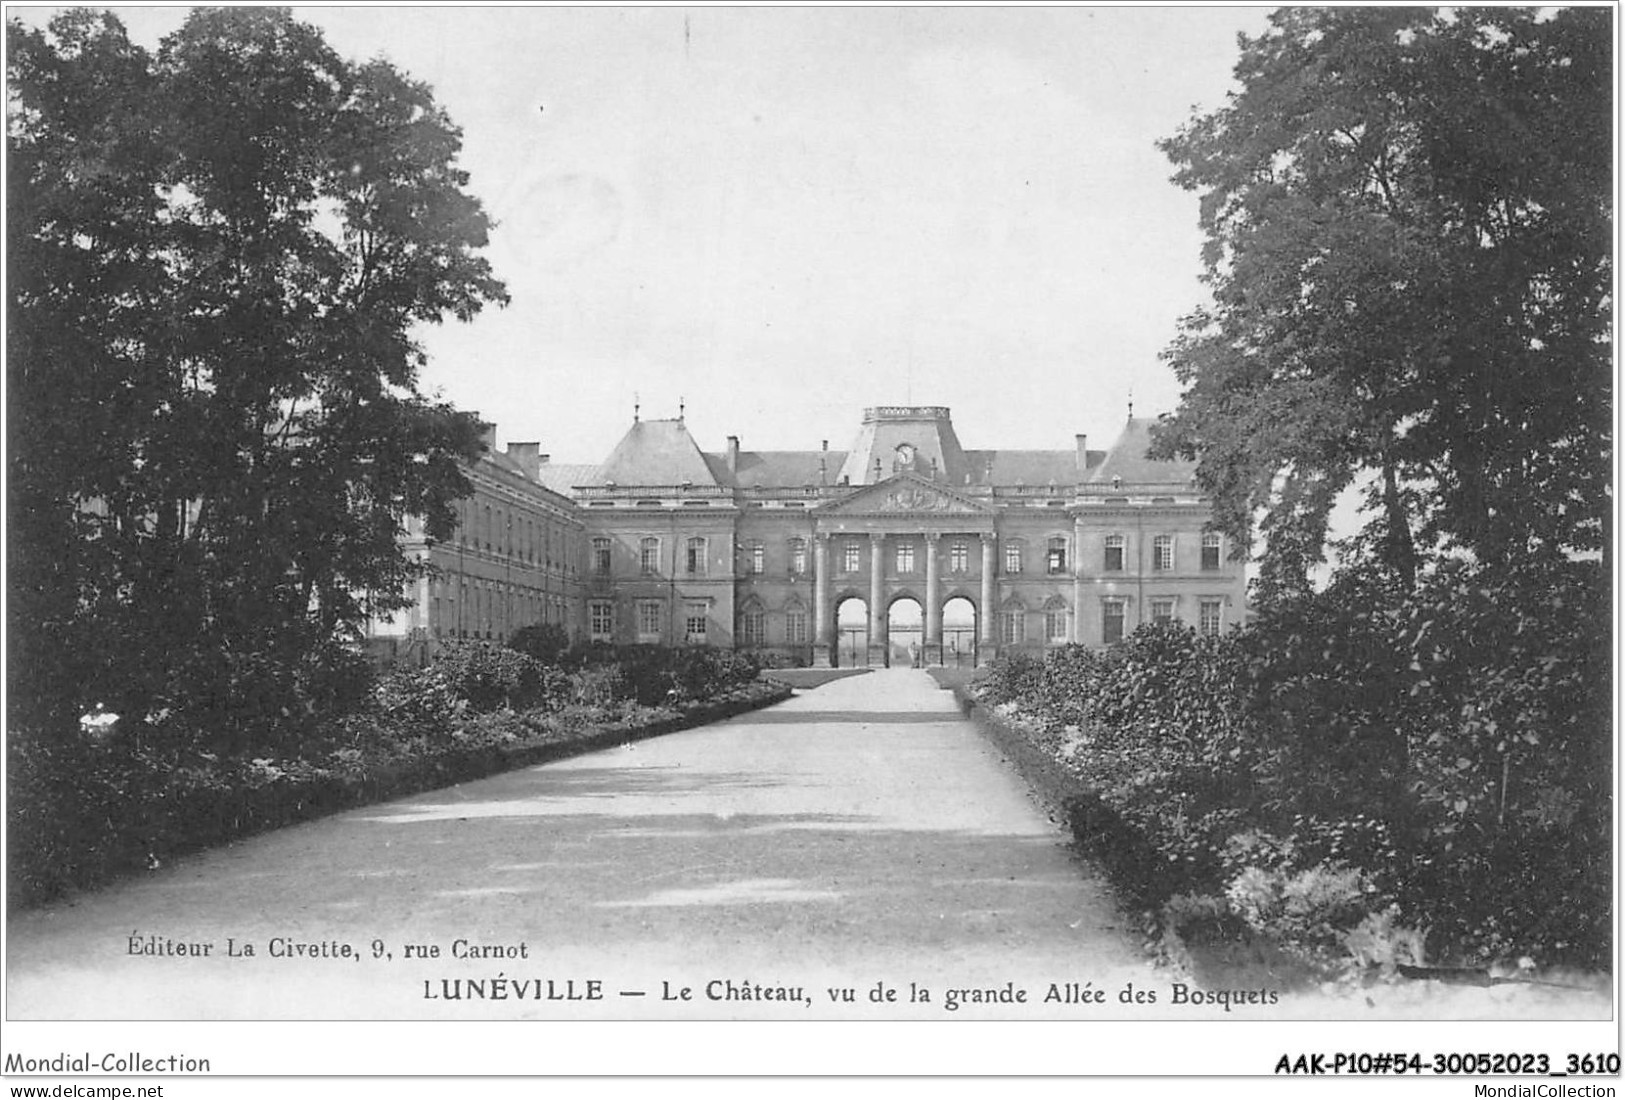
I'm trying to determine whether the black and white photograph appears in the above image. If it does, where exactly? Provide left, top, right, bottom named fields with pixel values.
left=2, top=2, right=1616, bottom=1087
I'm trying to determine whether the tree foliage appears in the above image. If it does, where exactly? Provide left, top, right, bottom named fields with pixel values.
left=8, top=8, right=508, bottom=740
left=983, top=586, right=1610, bottom=965
left=1152, top=8, right=1611, bottom=596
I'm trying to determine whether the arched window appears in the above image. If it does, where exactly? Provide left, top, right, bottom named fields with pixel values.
left=1043, top=596, right=1069, bottom=643
left=739, top=599, right=766, bottom=646
left=784, top=599, right=808, bottom=644
left=1000, top=597, right=1026, bottom=644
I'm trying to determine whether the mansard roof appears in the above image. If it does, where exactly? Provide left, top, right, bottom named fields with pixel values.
left=835, top=406, right=971, bottom=486
left=533, top=463, right=599, bottom=494
left=586, top=418, right=720, bottom=488
left=961, top=449, right=1100, bottom=488
left=1087, top=417, right=1197, bottom=487
left=721, top=450, right=849, bottom=488
left=528, top=405, right=1196, bottom=496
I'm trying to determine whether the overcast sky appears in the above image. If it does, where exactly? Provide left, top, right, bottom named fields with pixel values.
left=75, top=6, right=1275, bottom=464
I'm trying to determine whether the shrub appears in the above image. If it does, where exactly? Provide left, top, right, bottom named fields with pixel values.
left=981, top=555, right=1610, bottom=968
left=977, top=650, right=1046, bottom=709
left=1226, top=861, right=1378, bottom=948
left=508, top=622, right=571, bottom=666
left=376, top=641, right=568, bottom=723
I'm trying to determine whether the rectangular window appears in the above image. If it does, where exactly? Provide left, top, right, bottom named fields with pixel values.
left=896, top=542, right=915, bottom=575
left=686, top=537, right=707, bottom=575
left=1000, top=608, right=1026, bottom=645
left=1202, top=532, right=1221, bottom=570
left=1004, top=543, right=1023, bottom=574
left=592, top=537, right=612, bottom=575
left=950, top=541, right=968, bottom=574
left=1103, top=600, right=1126, bottom=644
left=1151, top=598, right=1175, bottom=624
left=1199, top=599, right=1222, bottom=637
left=747, top=541, right=765, bottom=575
left=590, top=601, right=614, bottom=641
left=640, top=537, right=661, bottom=575
left=1047, top=537, right=1068, bottom=575
left=637, top=600, right=662, bottom=642
left=1153, top=535, right=1173, bottom=571
left=685, top=602, right=708, bottom=644
left=1104, top=534, right=1124, bottom=572
left=843, top=541, right=861, bottom=573
left=789, top=539, right=807, bottom=576
left=785, top=607, right=808, bottom=644
left=1046, top=608, right=1068, bottom=642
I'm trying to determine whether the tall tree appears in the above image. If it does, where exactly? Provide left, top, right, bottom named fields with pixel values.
left=8, top=8, right=508, bottom=739
left=1151, top=7, right=1611, bottom=598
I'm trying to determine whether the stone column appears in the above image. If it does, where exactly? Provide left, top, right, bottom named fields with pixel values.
left=869, top=534, right=887, bottom=666
left=1073, top=515, right=1087, bottom=645
left=813, top=533, right=831, bottom=667
left=924, top=531, right=942, bottom=665
left=979, top=533, right=997, bottom=664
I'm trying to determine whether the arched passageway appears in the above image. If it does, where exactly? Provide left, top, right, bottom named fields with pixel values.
left=942, top=596, right=977, bottom=668
left=886, top=597, right=923, bottom=667
left=834, top=597, right=869, bottom=667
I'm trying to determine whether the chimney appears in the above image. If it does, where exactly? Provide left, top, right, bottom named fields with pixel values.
left=1076, top=433, right=1089, bottom=474
left=726, top=435, right=740, bottom=476
left=507, top=441, right=542, bottom=481
left=474, top=416, right=497, bottom=453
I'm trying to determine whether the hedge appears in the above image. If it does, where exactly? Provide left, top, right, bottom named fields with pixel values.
left=962, top=558, right=1610, bottom=973
left=9, top=642, right=788, bottom=910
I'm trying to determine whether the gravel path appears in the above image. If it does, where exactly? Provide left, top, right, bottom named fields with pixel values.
left=8, top=667, right=1604, bottom=1022
left=8, top=669, right=1153, bottom=1020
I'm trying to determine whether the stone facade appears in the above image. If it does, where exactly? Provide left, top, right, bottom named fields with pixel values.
left=364, top=425, right=585, bottom=664
left=372, top=405, right=1246, bottom=666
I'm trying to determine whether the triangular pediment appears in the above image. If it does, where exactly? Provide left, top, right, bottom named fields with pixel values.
left=817, top=473, right=994, bottom=516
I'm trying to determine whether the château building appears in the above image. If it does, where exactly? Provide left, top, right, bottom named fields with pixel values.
left=367, top=404, right=1245, bottom=666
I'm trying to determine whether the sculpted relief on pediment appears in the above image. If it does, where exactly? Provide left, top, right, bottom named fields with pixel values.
left=823, top=478, right=988, bottom=515
left=879, top=484, right=969, bottom=512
